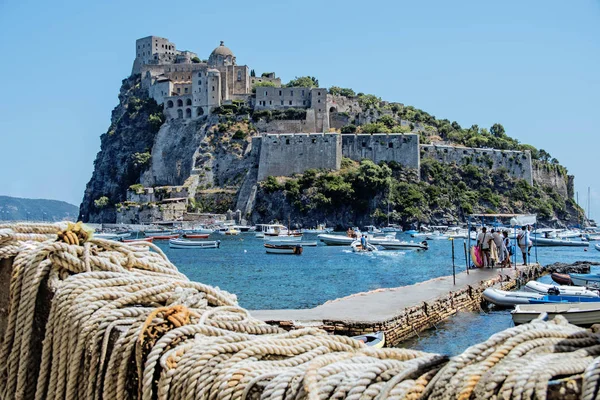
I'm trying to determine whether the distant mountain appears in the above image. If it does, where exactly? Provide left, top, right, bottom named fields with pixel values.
left=0, top=195, right=79, bottom=222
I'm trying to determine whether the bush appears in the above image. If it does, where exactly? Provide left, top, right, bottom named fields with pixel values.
left=285, top=76, right=319, bottom=88
left=132, top=152, right=151, bottom=168
left=232, top=130, right=247, bottom=140
left=129, top=184, right=144, bottom=193
left=94, top=196, right=110, bottom=209
left=262, top=176, right=282, bottom=193
left=251, top=81, right=276, bottom=93
left=341, top=124, right=357, bottom=133
left=191, top=56, right=201, bottom=63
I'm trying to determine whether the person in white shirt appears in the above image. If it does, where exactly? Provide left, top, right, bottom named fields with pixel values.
left=477, top=227, right=492, bottom=267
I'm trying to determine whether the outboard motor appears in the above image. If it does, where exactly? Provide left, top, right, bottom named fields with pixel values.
left=547, top=286, right=560, bottom=296
left=421, top=241, right=429, bottom=249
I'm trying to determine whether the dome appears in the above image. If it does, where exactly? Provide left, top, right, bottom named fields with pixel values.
left=210, top=41, right=233, bottom=57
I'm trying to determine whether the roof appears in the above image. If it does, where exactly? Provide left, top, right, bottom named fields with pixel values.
left=211, top=41, right=233, bottom=57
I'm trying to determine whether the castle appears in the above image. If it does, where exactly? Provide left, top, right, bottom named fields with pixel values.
left=134, top=36, right=330, bottom=132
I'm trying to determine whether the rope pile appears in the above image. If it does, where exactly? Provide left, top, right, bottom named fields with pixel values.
left=0, top=222, right=600, bottom=399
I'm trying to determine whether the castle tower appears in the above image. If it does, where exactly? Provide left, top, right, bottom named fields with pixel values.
left=132, top=36, right=177, bottom=74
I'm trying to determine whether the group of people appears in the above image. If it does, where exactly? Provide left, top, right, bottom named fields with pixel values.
left=476, top=225, right=534, bottom=267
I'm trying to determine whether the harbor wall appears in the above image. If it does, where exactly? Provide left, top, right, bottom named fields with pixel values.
left=420, top=144, right=533, bottom=184
left=257, top=133, right=341, bottom=181
left=341, top=133, right=420, bottom=169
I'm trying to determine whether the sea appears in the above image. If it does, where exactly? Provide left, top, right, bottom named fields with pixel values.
left=155, top=232, right=600, bottom=356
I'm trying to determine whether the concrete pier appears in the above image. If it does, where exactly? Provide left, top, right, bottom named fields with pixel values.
left=251, top=264, right=544, bottom=346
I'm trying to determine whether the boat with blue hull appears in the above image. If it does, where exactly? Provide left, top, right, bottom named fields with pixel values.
left=569, top=273, right=600, bottom=288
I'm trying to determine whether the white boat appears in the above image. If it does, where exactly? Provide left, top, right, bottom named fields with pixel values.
left=381, top=224, right=403, bottom=233
left=266, top=240, right=318, bottom=247
left=363, top=225, right=383, bottom=234
left=595, top=243, right=600, bottom=251
left=188, top=226, right=214, bottom=234
left=255, top=224, right=290, bottom=237
left=264, top=243, right=303, bottom=254
left=352, top=331, right=385, bottom=348
left=482, top=288, right=543, bottom=307
left=378, top=240, right=428, bottom=251
left=569, top=274, right=600, bottom=288
left=94, top=233, right=123, bottom=240
left=531, top=237, right=588, bottom=247
left=524, top=281, right=599, bottom=297
left=351, top=239, right=378, bottom=252
left=301, top=223, right=333, bottom=234
left=512, top=303, right=600, bottom=325
left=318, top=234, right=356, bottom=246
left=168, top=238, right=221, bottom=249
left=144, top=230, right=174, bottom=237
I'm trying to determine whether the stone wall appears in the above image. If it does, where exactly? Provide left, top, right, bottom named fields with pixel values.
left=421, top=144, right=533, bottom=184
left=116, top=200, right=187, bottom=224
left=257, top=133, right=342, bottom=181
left=342, top=134, right=420, bottom=170
left=255, top=87, right=312, bottom=109
left=254, top=119, right=315, bottom=133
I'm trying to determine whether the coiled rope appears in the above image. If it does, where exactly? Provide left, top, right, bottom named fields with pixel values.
left=0, top=222, right=599, bottom=400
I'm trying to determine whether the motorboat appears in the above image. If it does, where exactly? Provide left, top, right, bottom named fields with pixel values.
left=363, top=225, right=383, bottom=235
left=532, top=237, right=588, bottom=247
left=122, top=237, right=153, bottom=243
left=122, top=232, right=153, bottom=243
left=381, top=224, right=403, bottom=233
left=148, top=233, right=180, bottom=240
left=318, top=234, right=356, bottom=246
left=233, top=225, right=253, bottom=232
left=183, top=233, right=210, bottom=239
left=255, top=224, right=290, bottom=237
left=596, top=243, right=600, bottom=252
left=569, top=273, right=600, bottom=288
left=94, top=232, right=123, bottom=240
left=301, top=224, right=333, bottom=234
left=512, top=303, right=600, bottom=326
left=529, top=295, right=600, bottom=304
left=266, top=240, right=318, bottom=247
left=551, top=273, right=572, bottom=285
left=187, top=226, right=214, bottom=234
left=169, top=238, right=220, bottom=249
left=523, top=281, right=599, bottom=297
left=216, top=227, right=240, bottom=236
left=351, top=239, right=378, bottom=252
left=482, top=288, right=543, bottom=307
left=378, top=240, right=428, bottom=251
left=264, top=243, right=303, bottom=254
left=352, top=331, right=385, bottom=348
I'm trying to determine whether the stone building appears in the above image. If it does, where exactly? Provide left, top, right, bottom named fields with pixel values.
left=133, top=36, right=331, bottom=129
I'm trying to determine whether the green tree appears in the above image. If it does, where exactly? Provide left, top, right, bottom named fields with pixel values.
left=261, top=72, right=274, bottom=77
left=341, top=124, right=357, bottom=133
left=377, top=115, right=397, bottom=129
left=360, top=123, right=391, bottom=134
left=285, top=76, right=319, bottom=88
left=191, top=56, right=201, bottom=63
left=251, top=81, right=277, bottom=93
left=490, top=123, right=505, bottom=137
left=357, top=94, right=380, bottom=109
left=329, top=86, right=342, bottom=95
left=250, top=69, right=256, bottom=77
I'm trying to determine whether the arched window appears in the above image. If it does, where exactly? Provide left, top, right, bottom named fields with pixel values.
left=167, top=100, right=174, bottom=108
left=177, top=109, right=183, bottom=119
left=185, top=108, right=192, bottom=118
left=329, top=107, right=337, bottom=113
left=186, top=99, right=192, bottom=106
left=237, top=70, right=242, bottom=81
left=177, top=99, right=183, bottom=107
left=197, top=107, right=204, bottom=117
left=198, top=72, right=202, bottom=77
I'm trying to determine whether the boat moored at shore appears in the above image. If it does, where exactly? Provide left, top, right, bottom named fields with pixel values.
left=169, top=238, right=221, bottom=249
left=512, top=302, right=600, bottom=325
left=264, top=243, right=303, bottom=254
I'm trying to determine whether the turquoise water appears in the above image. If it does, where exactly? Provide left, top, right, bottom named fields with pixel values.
left=156, top=233, right=600, bottom=355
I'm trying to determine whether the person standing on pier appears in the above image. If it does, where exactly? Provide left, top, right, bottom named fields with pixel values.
left=517, top=225, right=530, bottom=265
left=477, top=227, right=492, bottom=267
left=502, top=230, right=512, bottom=268
left=491, top=228, right=504, bottom=267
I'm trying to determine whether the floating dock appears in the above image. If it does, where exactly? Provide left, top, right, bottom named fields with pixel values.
left=252, top=264, right=544, bottom=346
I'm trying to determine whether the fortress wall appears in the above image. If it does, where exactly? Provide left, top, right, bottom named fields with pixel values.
left=255, top=120, right=314, bottom=133
left=257, top=133, right=341, bottom=181
left=420, top=145, right=533, bottom=184
left=255, top=87, right=311, bottom=109
left=341, top=134, right=420, bottom=170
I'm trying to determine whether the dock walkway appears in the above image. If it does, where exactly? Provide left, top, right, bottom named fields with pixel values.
left=252, top=264, right=541, bottom=345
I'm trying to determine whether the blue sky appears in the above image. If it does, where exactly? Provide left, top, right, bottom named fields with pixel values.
left=0, top=0, right=598, bottom=220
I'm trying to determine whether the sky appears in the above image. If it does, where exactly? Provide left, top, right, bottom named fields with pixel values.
left=0, top=0, right=598, bottom=220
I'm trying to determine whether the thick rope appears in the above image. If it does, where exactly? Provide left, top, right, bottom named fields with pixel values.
left=0, top=222, right=599, bottom=400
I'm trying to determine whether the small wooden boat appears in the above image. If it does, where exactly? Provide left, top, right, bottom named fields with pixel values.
left=351, top=240, right=378, bottom=252
left=216, top=227, right=240, bottom=236
left=123, top=237, right=153, bottom=243
left=169, top=238, right=220, bottom=249
left=266, top=235, right=302, bottom=242
left=524, top=281, right=599, bottom=297
left=482, top=288, right=543, bottom=307
left=569, top=273, right=600, bottom=288
left=266, top=240, right=317, bottom=247
left=264, top=243, right=303, bottom=255
left=551, top=273, right=572, bottom=285
left=512, top=303, right=600, bottom=326
left=352, top=331, right=385, bottom=348
left=183, top=233, right=210, bottom=239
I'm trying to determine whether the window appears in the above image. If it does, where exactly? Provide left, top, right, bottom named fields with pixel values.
left=312, top=138, right=317, bottom=143
left=362, top=142, right=366, bottom=148
left=279, top=90, right=282, bottom=96
left=281, top=101, right=284, bottom=105
left=269, top=100, right=272, bottom=105
left=212, top=86, right=215, bottom=92
left=265, top=91, right=268, bottom=96
left=177, top=88, right=181, bottom=94
left=167, top=100, right=173, bottom=108
left=177, top=109, right=183, bottom=118
left=186, top=99, right=192, bottom=105
left=318, top=92, right=321, bottom=96
left=237, top=70, right=242, bottom=81
left=137, top=45, right=140, bottom=49
left=290, top=90, right=293, bottom=96
left=302, top=90, right=305, bottom=96
left=177, top=99, right=183, bottom=107
left=289, top=100, right=292, bottom=105
left=185, top=108, right=191, bottom=118
left=303, top=100, right=306, bottom=105
left=388, top=143, right=393, bottom=149
left=198, top=80, right=201, bottom=85
left=184, top=88, right=188, bottom=94
left=286, top=139, right=290, bottom=145
left=318, top=99, right=321, bottom=103
left=318, top=109, right=321, bottom=112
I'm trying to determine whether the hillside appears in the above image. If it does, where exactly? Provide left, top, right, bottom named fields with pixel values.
left=80, top=75, right=584, bottom=228
left=0, top=195, right=78, bottom=221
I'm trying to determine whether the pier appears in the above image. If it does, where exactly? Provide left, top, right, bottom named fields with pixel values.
left=252, top=264, right=544, bottom=346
